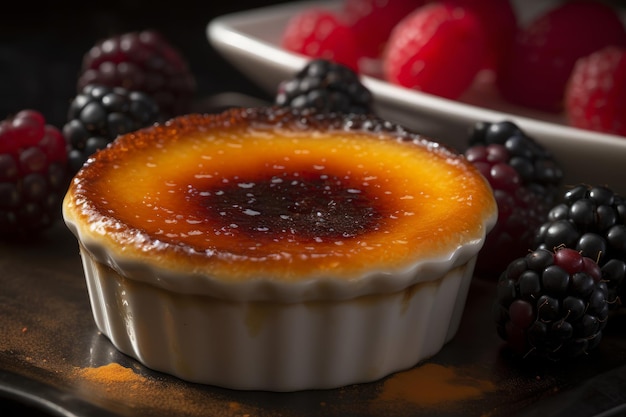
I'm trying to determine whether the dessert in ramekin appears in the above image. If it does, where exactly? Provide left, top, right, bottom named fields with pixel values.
left=63, top=107, right=497, bottom=391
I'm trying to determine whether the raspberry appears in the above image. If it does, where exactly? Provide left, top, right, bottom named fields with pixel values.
left=0, top=110, right=68, bottom=238
left=341, top=0, right=425, bottom=59
left=441, top=0, right=518, bottom=71
left=496, top=0, right=626, bottom=113
left=63, top=84, right=160, bottom=174
left=565, top=46, right=626, bottom=137
left=275, top=59, right=374, bottom=115
left=281, top=8, right=361, bottom=72
left=382, top=2, right=487, bottom=99
left=77, top=30, right=196, bottom=119
left=493, top=247, right=609, bottom=361
left=534, top=184, right=626, bottom=307
left=464, top=121, right=563, bottom=277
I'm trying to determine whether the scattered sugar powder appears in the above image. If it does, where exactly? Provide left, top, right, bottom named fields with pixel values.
left=373, top=363, right=497, bottom=412
left=77, top=363, right=146, bottom=385
left=72, top=363, right=268, bottom=417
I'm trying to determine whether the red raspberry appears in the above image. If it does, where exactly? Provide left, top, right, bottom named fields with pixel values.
left=441, top=0, right=518, bottom=71
left=281, top=8, right=360, bottom=72
left=382, top=2, right=487, bottom=99
left=0, top=110, right=68, bottom=239
left=341, top=0, right=425, bottom=59
left=78, top=30, right=196, bottom=119
left=496, top=0, right=626, bottom=113
left=565, top=46, right=626, bottom=137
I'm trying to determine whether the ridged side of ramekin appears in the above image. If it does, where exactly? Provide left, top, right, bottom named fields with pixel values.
left=77, top=243, right=477, bottom=391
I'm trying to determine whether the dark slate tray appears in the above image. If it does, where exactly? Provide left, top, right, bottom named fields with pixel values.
left=2, top=218, right=626, bottom=417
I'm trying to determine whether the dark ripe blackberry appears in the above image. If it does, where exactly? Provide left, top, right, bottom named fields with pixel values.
left=535, top=184, right=626, bottom=307
left=494, top=247, right=609, bottom=361
left=0, top=110, right=69, bottom=239
left=275, top=59, right=374, bottom=115
left=468, top=120, right=563, bottom=197
left=77, top=30, right=196, bottom=118
left=63, top=84, right=160, bottom=174
left=464, top=120, right=564, bottom=277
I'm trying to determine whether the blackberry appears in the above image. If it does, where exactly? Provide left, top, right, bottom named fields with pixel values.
left=465, top=120, right=564, bottom=277
left=77, top=30, right=196, bottom=119
left=0, top=110, right=68, bottom=238
left=494, top=247, right=609, bottom=361
left=275, top=59, right=374, bottom=115
left=63, top=84, right=160, bottom=174
left=535, top=184, right=626, bottom=307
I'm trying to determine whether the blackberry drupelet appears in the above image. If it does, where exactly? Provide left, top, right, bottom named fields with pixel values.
left=494, top=247, right=609, bottom=361
left=77, top=30, right=196, bottom=119
left=275, top=59, right=374, bottom=115
left=0, top=110, right=68, bottom=238
left=465, top=120, right=564, bottom=277
left=63, top=84, right=160, bottom=174
left=535, top=184, right=626, bottom=307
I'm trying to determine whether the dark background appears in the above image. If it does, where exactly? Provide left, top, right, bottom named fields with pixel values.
left=0, top=0, right=294, bottom=128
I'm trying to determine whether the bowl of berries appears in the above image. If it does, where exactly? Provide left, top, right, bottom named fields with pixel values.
left=207, top=0, right=626, bottom=196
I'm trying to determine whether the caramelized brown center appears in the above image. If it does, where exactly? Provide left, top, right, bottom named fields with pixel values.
left=188, top=170, right=384, bottom=241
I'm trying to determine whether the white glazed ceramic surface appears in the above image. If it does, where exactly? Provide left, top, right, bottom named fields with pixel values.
left=74, top=242, right=478, bottom=391
left=207, top=0, right=626, bottom=196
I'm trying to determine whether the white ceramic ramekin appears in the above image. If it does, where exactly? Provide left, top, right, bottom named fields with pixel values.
left=69, top=238, right=480, bottom=391
left=63, top=108, right=497, bottom=391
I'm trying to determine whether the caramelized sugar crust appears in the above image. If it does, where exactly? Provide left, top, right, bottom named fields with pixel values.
left=63, top=107, right=496, bottom=282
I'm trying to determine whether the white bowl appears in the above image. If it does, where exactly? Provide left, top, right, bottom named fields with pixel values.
left=63, top=108, right=497, bottom=391
left=207, top=0, right=626, bottom=196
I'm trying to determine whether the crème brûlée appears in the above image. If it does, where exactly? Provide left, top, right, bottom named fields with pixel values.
left=63, top=107, right=497, bottom=391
